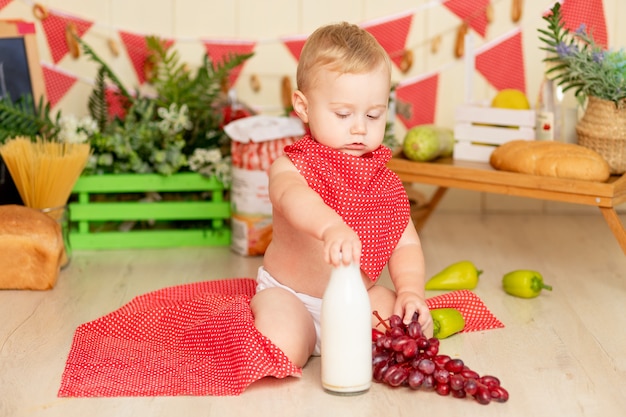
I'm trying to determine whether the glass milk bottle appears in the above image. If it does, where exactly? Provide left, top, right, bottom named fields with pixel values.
left=321, top=262, right=372, bottom=395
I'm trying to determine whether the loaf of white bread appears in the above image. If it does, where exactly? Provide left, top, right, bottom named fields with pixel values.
left=0, top=205, right=64, bottom=290
left=490, top=140, right=611, bottom=182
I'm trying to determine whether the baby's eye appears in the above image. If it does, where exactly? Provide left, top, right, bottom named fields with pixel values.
left=336, top=113, right=350, bottom=119
left=367, top=114, right=381, bottom=120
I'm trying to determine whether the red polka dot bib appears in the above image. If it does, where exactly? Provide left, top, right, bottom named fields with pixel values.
left=284, top=135, right=410, bottom=281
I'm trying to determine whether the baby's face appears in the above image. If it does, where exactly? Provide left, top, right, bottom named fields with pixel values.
left=301, top=64, right=390, bottom=157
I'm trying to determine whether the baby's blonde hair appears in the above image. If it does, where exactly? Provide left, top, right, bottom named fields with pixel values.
left=296, top=22, right=391, bottom=93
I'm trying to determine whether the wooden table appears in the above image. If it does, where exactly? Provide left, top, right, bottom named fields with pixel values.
left=387, top=155, right=626, bottom=255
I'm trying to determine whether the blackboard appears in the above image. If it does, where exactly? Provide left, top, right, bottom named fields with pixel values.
left=0, top=21, right=46, bottom=205
left=0, top=37, right=35, bottom=102
left=0, top=39, right=27, bottom=204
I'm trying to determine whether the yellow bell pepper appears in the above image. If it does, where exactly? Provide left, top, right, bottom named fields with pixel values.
left=502, top=270, right=552, bottom=298
left=431, top=308, right=465, bottom=339
left=425, top=260, right=482, bottom=290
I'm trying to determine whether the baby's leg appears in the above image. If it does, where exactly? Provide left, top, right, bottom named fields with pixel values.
left=367, top=285, right=396, bottom=329
left=250, top=287, right=316, bottom=368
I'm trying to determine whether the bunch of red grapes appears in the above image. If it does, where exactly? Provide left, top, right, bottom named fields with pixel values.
left=372, top=312, right=509, bottom=405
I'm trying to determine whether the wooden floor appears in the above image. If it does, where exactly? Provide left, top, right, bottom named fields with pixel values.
left=2, top=212, right=625, bottom=417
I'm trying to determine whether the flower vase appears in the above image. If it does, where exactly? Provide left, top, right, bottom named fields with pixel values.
left=575, top=96, right=626, bottom=175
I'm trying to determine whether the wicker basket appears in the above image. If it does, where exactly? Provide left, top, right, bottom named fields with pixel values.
left=576, top=96, right=626, bottom=175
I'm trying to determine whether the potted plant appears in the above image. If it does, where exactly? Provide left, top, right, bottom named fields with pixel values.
left=539, top=3, right=626, bottom=174
left=1, top=37, right=254, bottom=248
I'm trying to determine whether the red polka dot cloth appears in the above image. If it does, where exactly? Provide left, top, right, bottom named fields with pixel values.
left=426, top=289, right=504, bottom=334
left=284, top=135, right=410, bottom=281
left=58, top=280, right=503, bottom=397
left=58, top=279, right=300, bottom=397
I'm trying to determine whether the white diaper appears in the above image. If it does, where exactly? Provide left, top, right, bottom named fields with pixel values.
left=256, top=266, right=322, bottom=356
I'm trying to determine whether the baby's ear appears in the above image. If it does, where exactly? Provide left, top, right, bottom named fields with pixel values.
left=292, top=90, right=309, bottom=123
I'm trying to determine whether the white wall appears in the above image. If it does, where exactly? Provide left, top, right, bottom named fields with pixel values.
left=2, top=0, right=624, bottom=214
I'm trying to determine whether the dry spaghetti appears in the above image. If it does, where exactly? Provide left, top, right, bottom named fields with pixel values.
left=0, top=137, right=90, bottom=217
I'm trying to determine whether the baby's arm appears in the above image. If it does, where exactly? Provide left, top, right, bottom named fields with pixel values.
left=387, top=220, right=433, bottom=336
left=269, top=155, right=361, bottom=266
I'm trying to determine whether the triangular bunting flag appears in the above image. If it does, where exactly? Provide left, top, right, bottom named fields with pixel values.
left=282, top=35, right=308, bottom=62
left=40, top=11, right=93, bottom=64
left=443, top=0, right=491, bottom=37
left=0, top=0, right=13, bottom=12
left=395, top=73, right=439, bottom=129
left=119, top=31, right=174, bottom=85
left=42, top=65, right=77, bottom=108
left=560, top=0, right=608, bottom=48
left=202, top=40, right=256, bottom=88
left=362, top=12, right=413, bottom=70
left=475, top=28, right=526, bottom=93
left=105, top=87, right=129, bottom=121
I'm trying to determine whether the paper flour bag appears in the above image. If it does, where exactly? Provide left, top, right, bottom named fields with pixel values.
left=226, top=115, right=305, bottom=256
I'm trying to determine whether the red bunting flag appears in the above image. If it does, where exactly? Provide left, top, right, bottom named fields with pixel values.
left=395, top=73, right=439, bottom=129
left=40, top=11, right=93, bottom=64
left=362, top=11, right=413, bottom=70
left=559, top=0, right=608, bottom=48
left=105, top=87, right=128, bottom=121
left=42, top=65, right=77, bottom=108
left=282, top=34, right=308, bottom=62
left=443, top=0, right=491, bottom=38
left=0, top=0, right=13, bottom=11
left=201, top=40, right=256, bottom=88
left=475, top=28, right=526, bottom=93
left=119, top=31, right=174, bottom=85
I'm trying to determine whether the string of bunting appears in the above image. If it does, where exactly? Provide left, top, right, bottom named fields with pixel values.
left=0, top=0, right=609, bottom=128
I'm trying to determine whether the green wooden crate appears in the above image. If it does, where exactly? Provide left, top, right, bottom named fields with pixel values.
left=69, top=173, right=230, bottom=249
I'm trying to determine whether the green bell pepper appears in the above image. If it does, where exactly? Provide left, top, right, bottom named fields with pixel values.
left=425, top=260, right=482, bottom=290
left=502, top=270, right=552, bottom=298
left=431, top=308, right=465, bottom=339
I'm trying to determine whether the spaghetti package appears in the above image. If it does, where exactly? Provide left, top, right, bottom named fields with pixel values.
left=226, top=116, right=305, bottom=256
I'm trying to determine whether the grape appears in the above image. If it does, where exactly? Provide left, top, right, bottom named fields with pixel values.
left=416, top=337, right=429, bottom=350
left=463, top=378, right=478, bottom=396
left=461, top=368, right=480, bottom=380
left=451, top=388, right=467, bottom=399
left=433, top=368, right=450, bottom=384
left=490, top=386, right=509, bottom=403
left=435, top=382, right=451, bottom=396
left=407, top=321, right=422, bottom=339
left=449, top=373, right=465, bottom=391
left=402, top=339, right=418, bottom=359
left=372, top=328, right=385, bottom=342
left=370, top=311, right=508, bottom=405
left=444, top=358, right=464, bottom=374
left=388, top=315, right=404, bottom=329
left=373, top=361, right=389, bottom=382
left=480, top=375, right=501, bottom=389
left=474, top=384, right=492, bottom=405
left=407, top=370, right=425, bottom=389
left=422, top=374, right=435, bottom=390
left=372, top=351, right=390, bottom=367
left=433, top=354, right=451, bottom=369
left=389, top=327, right=405, bottom=339
left=384, top=364, right=409, bottom=387
left=416, top=358, right=435, bottom=375
left=391, top=335, right=411, bottom=352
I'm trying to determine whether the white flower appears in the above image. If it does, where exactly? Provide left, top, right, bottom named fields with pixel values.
left=57, top=115, right=99, bottom=143
left=188, top=148, right=231, bottom=185
left=158, top=103, right=193, bottom=135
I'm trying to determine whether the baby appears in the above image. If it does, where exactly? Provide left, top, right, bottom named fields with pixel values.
left=251, top=22, right=432, bottom=368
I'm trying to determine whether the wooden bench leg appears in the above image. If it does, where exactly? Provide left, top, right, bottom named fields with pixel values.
left=599, top=207, right=626, bottom=255
left=411, top=187, right=448, bottom=232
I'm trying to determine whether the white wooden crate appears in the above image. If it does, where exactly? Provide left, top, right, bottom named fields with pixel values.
left=453, top=105, right=536, bottom=162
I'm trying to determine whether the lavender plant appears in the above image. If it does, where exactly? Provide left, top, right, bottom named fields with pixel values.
left=539, top=3, right=626, bottom=107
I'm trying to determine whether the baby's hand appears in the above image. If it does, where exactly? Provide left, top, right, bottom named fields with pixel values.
left=394, top=291, right=433, bottom=338
left=321, top=223, right=361, bottom=267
